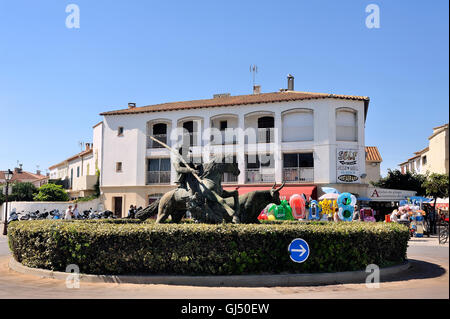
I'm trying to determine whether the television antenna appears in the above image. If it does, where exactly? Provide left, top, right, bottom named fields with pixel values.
left=250, top=64, right=258, bottom=86
left=79, top=141, right=84, bottom=152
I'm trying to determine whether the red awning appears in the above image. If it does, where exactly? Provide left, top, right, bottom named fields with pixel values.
left=223, top=185, right=317, bottom=200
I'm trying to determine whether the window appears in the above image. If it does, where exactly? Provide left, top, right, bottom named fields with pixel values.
left=86, top=163, right=90, bottom=176
left=77, top=166, right=80, bottom=178
left=282, top=110, right=314, bottom=142
left=283, top=153, right=314, bottom=182
left=422, top=156, right=427, bottom=165
left=147, top=158, right=170, bottom=184
left=116, top=162, right=123, bottom=172
left=117, top=127, right=124, bottom=136
left=245, top=154, right=275, bottom=183
left=336, top=109, right=357, bottom=141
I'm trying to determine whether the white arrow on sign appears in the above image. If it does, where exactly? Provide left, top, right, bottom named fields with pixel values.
left=291, top=245, right=306, bottom=257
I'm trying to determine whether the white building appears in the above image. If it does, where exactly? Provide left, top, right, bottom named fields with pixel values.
left=399, top=123, right=449, bottom=175
left=98, top=77, right=371, bottom=217
left=48, top=122, right=103, bottom=199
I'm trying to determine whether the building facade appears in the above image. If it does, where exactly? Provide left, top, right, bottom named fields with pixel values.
left=48, top=122, right=103, bottom=199
left=98, top=86, right=371, bottom=217
left=399, top=123, right=449, bottom=175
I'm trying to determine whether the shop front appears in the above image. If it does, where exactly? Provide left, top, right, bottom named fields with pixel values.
left=364, top=187, right=417, bottom=221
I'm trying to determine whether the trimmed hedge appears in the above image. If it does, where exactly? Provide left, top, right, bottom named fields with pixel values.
left=8, top=220, right=410, bottom=275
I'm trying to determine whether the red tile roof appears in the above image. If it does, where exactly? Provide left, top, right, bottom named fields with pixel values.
left=100, top=91, right=370, bottom=120
left=0, top=170, right=47, bottom=183
left=365, top=146, right=382, bottom=162
left=48, top=148, right=93, bottom=170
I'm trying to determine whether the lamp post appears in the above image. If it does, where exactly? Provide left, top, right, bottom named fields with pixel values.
left=3, top=169, right=13, bottom=236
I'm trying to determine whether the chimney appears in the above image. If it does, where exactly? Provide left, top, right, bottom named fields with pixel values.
left=253, top=85, right=261, bottom=94
left=287, top=74, right=294, bottom=91
left=85, top=143, right=91, bottom=151
left=128, top=102, right=136, bottom=109
left=36, top=169, right=41, bottom=176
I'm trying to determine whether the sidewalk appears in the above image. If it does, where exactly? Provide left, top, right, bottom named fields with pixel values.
left=408, top=235, right=449, bottom=247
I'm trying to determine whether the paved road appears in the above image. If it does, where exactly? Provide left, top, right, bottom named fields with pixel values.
left=0, top=235, right=448, bottom=299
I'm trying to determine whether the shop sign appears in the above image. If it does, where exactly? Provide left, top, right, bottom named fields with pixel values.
left=368, top=187, right=416, bottom=201
left=336, top=148, right=360, bottom=183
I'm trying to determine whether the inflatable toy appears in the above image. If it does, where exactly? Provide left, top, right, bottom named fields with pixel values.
left=308, top=200, right=321, bottom=220
left=268, top=198, right=294, bottom=220
left=257, top=203, right=276, bottom=221
left=360, top=208, right=376, bottom=222
left=337, top=192, right=354, bottom=221
left=289, top=194, right=306, bottom=219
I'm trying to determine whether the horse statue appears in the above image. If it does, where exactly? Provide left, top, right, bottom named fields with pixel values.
left=155, top=154, right=241, bottom=224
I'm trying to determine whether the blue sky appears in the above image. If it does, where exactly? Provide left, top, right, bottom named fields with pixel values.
left=0, top=0, right=448, bottom=176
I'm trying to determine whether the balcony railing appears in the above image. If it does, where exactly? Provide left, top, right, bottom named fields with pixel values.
left=222, top=172, right=238, bottom=183
left=257, top=128, right=274, bottom=143
left=147, top=134, right=167, bottom=149
left=245, top=168, right=275, bottom=183
left=211, top=131, right=238, bottom=145
left=283, top=167, right=314, bottom=183
left=146, top=171, right=171, bottom=184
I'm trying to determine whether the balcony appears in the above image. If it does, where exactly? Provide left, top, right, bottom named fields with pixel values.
left=283, top=167, right=314, bottom=183
left=257, top=128, right=274, bottom=143
left=147, top=134, right=167, bottom=149
left=146, top=171, right=171, bottom=184
left=181, top=132, right=198, bottom=147
left=211, top=131, right=237, bottom=145
left=245, top=169, right=275, bottom=183
left=71, top=175, right=98, bottom=192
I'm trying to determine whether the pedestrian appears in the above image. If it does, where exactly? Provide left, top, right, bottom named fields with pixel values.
left=390, top=209, right=399, bottom=223
left=333, top=207, right=340, bottom=222
left=65, top=205, right=73, bottom=220
left=127, top=205, right=135, bottom=219
left=72, top=204, right=79, bottom=219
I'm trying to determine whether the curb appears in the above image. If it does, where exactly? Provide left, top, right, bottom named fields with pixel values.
left=8, top=258, right=411, bottom=287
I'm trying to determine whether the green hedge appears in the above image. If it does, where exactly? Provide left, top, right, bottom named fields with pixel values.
left=8, top=220, right=410, bottom=275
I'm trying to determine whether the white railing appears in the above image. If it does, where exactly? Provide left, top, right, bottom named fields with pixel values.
left=283, top=167, right=314, bottom=183
left=245, top=169, right=275, bottom=183
left=146, top=171, right=171, bottom=184
left=211, top=131, right=238, bottom=145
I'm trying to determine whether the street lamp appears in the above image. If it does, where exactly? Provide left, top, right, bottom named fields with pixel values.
left=3, top=169, right=13, bottom=235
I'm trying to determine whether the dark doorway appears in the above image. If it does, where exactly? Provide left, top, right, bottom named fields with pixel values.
left=113, top=197, right=123, bottom=218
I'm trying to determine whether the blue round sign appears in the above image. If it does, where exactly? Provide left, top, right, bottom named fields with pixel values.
left=288, top=238, right=310, bottom=263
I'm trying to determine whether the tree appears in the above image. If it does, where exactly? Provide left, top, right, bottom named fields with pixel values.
left=33, top=183, right=70, bottom=202
left=422, top=173, right=449, bottom=211
left=11, top=182, right=38, bottom=201
left=370, top=169, right=427, bottom=196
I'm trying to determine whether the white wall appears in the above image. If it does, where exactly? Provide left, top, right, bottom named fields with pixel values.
left=0, top=198, right=103, bottom=220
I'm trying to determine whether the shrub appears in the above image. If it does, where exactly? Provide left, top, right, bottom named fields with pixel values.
left=33, top=184, right=70, bottom=202
left=8, top=220, right=410, bottom=276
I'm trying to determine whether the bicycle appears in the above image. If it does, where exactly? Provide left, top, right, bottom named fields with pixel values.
left=438, top=220, right=449, bottom=245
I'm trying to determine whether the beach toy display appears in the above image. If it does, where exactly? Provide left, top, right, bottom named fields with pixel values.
left=257, top=203, right=276, bottom=221
left=337, top=192, right=354, bottom=221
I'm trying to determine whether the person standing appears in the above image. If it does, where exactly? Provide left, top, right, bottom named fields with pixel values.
left=72, top=204, right=79, bottom=219
left=65, top=205, right=73, bottom=220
